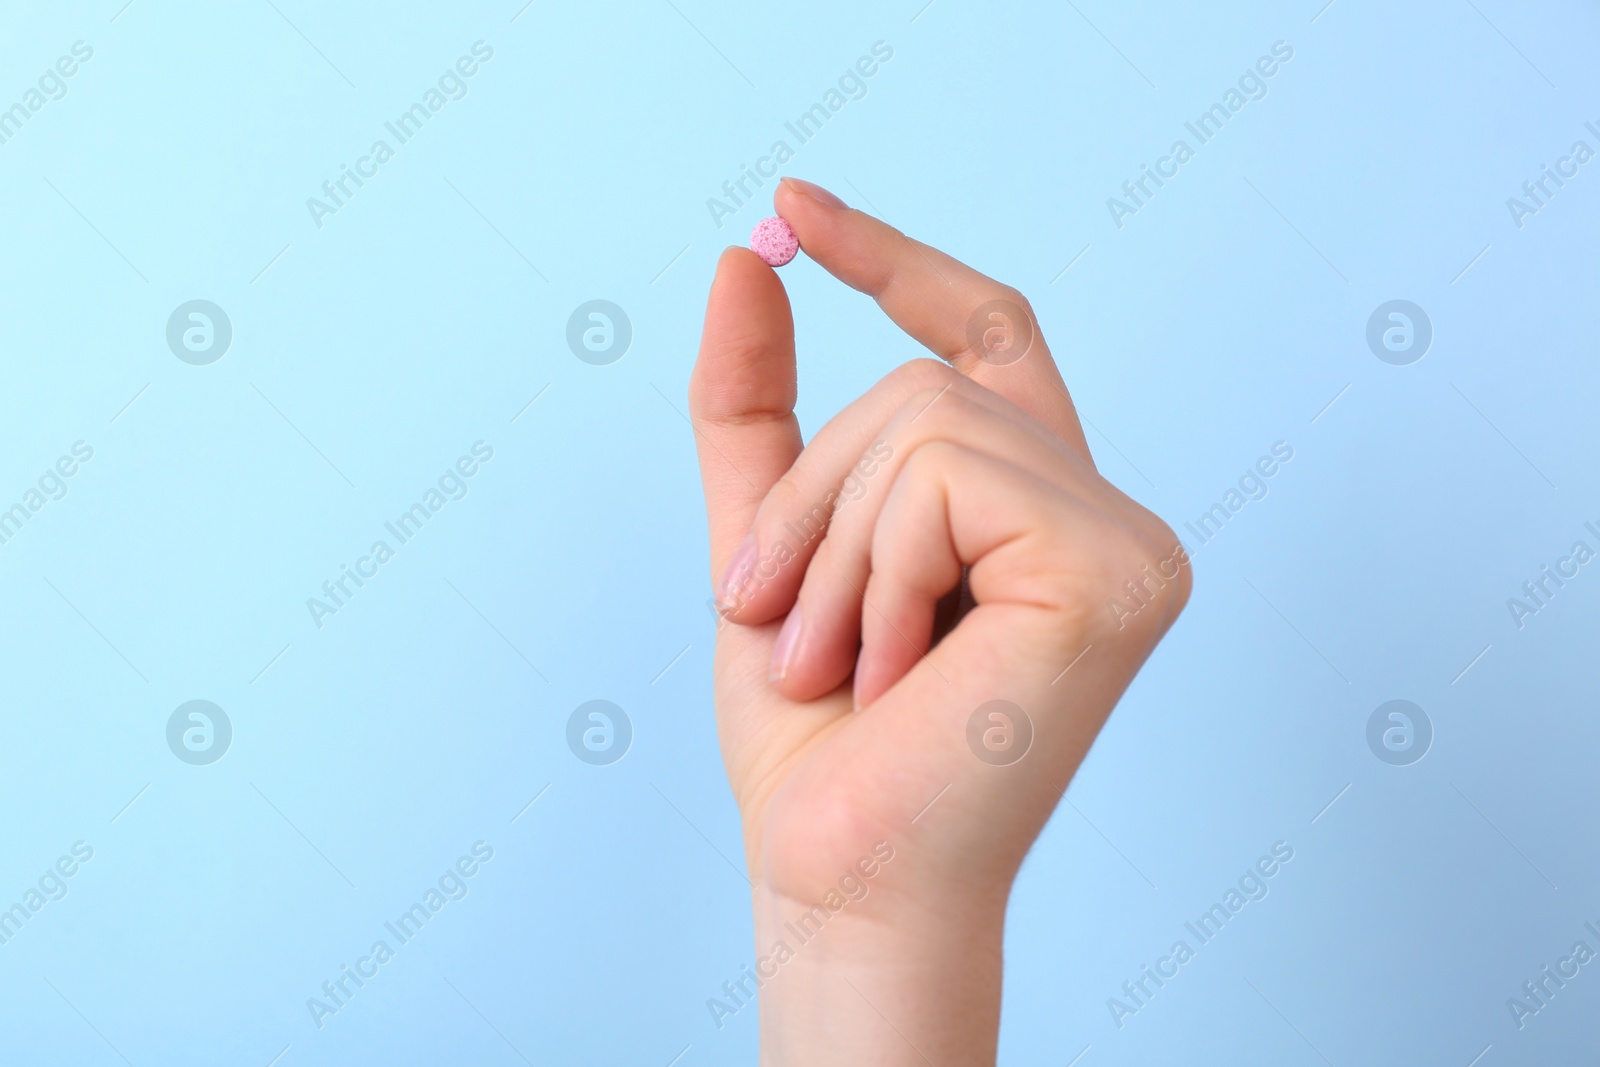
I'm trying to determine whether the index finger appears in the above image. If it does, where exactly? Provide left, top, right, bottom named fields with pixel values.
left=774, top=177, right=1090, bottom=458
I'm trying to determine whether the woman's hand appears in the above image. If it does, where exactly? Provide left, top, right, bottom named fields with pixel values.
left=689, top=178, right=1190, bottom=1065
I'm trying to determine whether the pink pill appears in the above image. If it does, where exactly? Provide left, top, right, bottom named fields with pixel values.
left=750, top=216, right=799, bottom=267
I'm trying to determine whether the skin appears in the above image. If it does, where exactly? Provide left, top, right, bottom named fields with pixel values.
left=689, top=177, right=1192, bottom=1065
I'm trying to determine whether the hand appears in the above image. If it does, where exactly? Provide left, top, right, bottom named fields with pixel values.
left=689, top=178, right=1190, bottom=1065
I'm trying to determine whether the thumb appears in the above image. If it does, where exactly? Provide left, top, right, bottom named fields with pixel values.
left=689, top=247, right=804, bottom=591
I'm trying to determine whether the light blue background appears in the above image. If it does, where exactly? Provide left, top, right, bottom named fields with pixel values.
left=1, top=0, right=1596, bottom=1063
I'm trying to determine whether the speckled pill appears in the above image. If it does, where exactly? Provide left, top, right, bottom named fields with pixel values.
left=750, top=216, right=800, bottom=267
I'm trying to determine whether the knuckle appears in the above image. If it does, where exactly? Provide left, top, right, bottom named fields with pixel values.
left=885, top=358, right=959, bottom=397
left=889, top=385, right=974, bottom=437
left=766, top=473, right=831, bottom=553
left=967, top=283, right=1035, bottom=329
left=994, top=283, right=1033, bottom=316
left=958, top=286, right=1041, bottom=367
left=898, top=387, right=950, bottom=420
left=1090, top=513, right=1192, bottom=636
left=899, top=437, right=964, bottom=480
left=798, top=534, right=857, bottom=610
left=1022, top=502, right=1191, bottom=645
left=761, top=471, right=806, bottom=525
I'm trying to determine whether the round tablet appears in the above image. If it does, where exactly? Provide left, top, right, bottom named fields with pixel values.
left=750, top=216, right=799, bottom=267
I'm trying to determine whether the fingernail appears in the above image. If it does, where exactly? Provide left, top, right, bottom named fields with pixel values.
left=781, top=177, right=847, bottom=209
left=770, top=604, right=803, bottom=682
left=718, top=535, right=758, bottom=610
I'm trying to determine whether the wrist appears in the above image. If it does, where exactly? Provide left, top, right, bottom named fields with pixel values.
left=743, top=872, right=1011, bottom=1066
